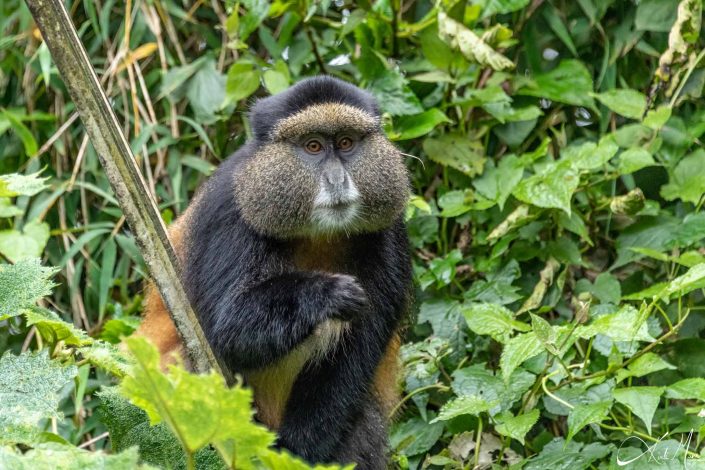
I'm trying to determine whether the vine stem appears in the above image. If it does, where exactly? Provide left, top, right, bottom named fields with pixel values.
left=387, top=384, right=450, bottom=420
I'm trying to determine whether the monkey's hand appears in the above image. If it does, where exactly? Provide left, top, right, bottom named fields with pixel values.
left=325, top=274, right=369, bottom=322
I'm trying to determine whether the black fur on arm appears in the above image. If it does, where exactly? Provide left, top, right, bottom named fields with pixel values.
left=181, top=156, right=366, bottom=371
left=277, top=221, right=413, bottom=463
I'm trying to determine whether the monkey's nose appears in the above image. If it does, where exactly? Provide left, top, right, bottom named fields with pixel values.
left=325, top=168, right=346, bottom=186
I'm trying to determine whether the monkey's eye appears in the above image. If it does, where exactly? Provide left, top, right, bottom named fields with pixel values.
left=337, top=136, right=354, bottom=151
left=304, top=139, right=324, bottom=154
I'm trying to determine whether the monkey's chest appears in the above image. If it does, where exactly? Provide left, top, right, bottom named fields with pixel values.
left=246, top=237, right=351, bottom=430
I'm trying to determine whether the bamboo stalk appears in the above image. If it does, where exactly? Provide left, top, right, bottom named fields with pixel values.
left=24, top=0, right=232, bottom=382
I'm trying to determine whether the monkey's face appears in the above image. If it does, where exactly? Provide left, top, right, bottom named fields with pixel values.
left=234, top=103, right=409, bottom=238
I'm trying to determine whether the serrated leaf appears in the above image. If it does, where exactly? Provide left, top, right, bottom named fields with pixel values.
left=614, top=387, right=663, bottom=433
left=562, top=136, right=618, bottom=171
left=577, top=305, right=655, bottom=343
left=79, top=341, right=132, bottom=378
left=422, top=133, right=486, bottom=177
left=0, top=220, right=50, bottom=262
left=500, top=332, right=544, bottom=382
left=473, top=154, right=524, bottom=210
left=0, top=350, right=77, bottom=445
left=437, top=11, right=514, bottom=71
left=431, top=395, right=497, bottom=422
left=461, top=303, right=530, bottom=344
left=567, top=400, right=612, bottom=441
left=618, top=147, right=656, bottom=174
left=592, top=89, right=647, bottom=119
left=494, top=409, right=539, bottom=445
left=524, top=438, right=611, bottom=470
left=660, top=149, right=705, bottom=204
left=616, top=353, right=676, bottom=383
left=657, top=262, right=705, bottom=300
left=666, top=378, right=705, bottom=401
left=512, top=160, right=579, bottom=214
left=476, top=0, right=530, bottom=18
left=0, top=258, right=56, bottom=321
left=0, top=171, right=49, bottom=197
left=120, top=337, right=281, bottom=469
left=0, top=444, right=152, bottom=469
left=24, top=307, right=91, bottom=346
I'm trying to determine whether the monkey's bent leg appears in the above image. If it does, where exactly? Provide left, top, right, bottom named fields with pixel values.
left=202, top=271, right=366, bottom=371
left=332, top=398, right=388, bottom=470
left=275, top=322, right=392, bottom=464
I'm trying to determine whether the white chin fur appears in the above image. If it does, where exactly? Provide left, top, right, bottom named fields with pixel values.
left=310, top=179, right=361, bottom=233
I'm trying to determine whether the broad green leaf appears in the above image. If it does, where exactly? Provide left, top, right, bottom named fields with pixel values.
left=1, top=110, right=38, bottom=156
left=225, top=60, right=261, bottom=104
left=476, top=0, right=530, bottom=18
left=390, top=414, right=444, bottom=457
left=0, top=350, right=77, bottom=445
left=661, top=149, right=705, bottom=204
left=635, top=0, right=680, bottom=32
left=530, top=313, right=558, bottom=354
left=263, top=70, right=290, bottom=95
left=500, top=332, right=544, bottom=382
left=577, top=305, right=655, bottom=343
left=120, top=337, right=277, bottom=468
left=524, top=438, right=611, bottom=470
left=473, top=154, right=524, bottom=210
left=616, top=353, right=676, bottom=383
left=666, top=378, right=705, bottom=401
left=0, top=220, right=50, bottom=262
left=657, top=263, right=705, bottom=300
left=518, top=60, right=595, bottom=108
left=437, top=11, right=514, bottom=71
left=513, top=160, right=579, bottom=214
left=592, top=89, right=647, bottom=119
left=186, top=59, right=226, bottom=123
left=368, top=72, right=424, bottom=116
left=79, top=342, right=132, bottom=378
left=613, top=387, right=663, bottom=433
left=562, top=136, right=618, bottom=170
left=159, top=56, right=208, bottom=100
left=422, top=133, right=485, bottom=177
left=438, top=190, right=474, bottom=218
left=0, top=444, right=151, bottom=469
left=24, top=307, right=91, bottom=346
left=391, top=109, right=451, bottom=141
left=461, top=303, right=530, bottom=343
left=0, top=171, right=49, bottom=197
left=0, top=197, right=22, bottom=217
left=451, top=364, right=534, bottom=415
left=566, top=400, right=612, bottom=441
left=494, top=409, right=539, bottom=445
left=643, top=106, right=672, bottom=130
left=618, top=147, right=656, bottom=174
left=592, top=273, right=621, bottom=304
left=0, top=258, right=56, bottom=321
left=431, top=395, right=497, bottom=422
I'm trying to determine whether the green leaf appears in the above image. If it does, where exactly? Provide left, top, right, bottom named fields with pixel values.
left=0, top=220, right=50, bottom=262
left=0, top=350, right=77, bottom=445
left=530, top=313, right=558, bottom=354
left=657, top=262, right=705, bottom=300
left=368, top=72, right=424, bottom=116
left=0, top=444, right=152, bottom=469
left=616, top=353, right=676, bottom=383
left=524, top=438, right=612, bottom=470
left=186, top=58, right=226, bottom=123
left=618, top=147, right=656, bottom=174
left=1, top=110, right=38, bottom=156
left=438, top=190, right=474, bottom=218
left=614, top=387, right=663, bottom=432
left=643, top=106, right=672, bottom=130
left=592, top=273, right=621, bottom=304
left=431, top=395, right=497, bottom=422
left=225, top=60, right=261, bottom=104
left=24, top=307, right=91, bottom=346
left=0, top=171, right=49, bottom=197
left=390, top=414, right=444, bottom=457
left=494, top=409, right=539, bottom=445
left=0, top=258, right=56, bottom=321
left=79, top=341, right=132, bottom=378
left=437, top=11, right=514, bottom=71
left=661, top=149, right=705, bottom=204
left=422, top=133, right=486, bottom=177
left=666, top=378, right=705, bottom=401
left=263, top=69, right=290, bottom=95
left=473, top=154, right=524, bottom=210
left=452, top=364, right=534, bottom=414
left=518, top=60, right=595, bottom=108
left=500, top=332, right=544, bottom=382
left=476, top=0, right=530, bottom=18
left=577, top=305, right=655, bottom=343
left=635, top=0, right=680, bottom=32
left=0, top=197, right=22, bottom=217
left=461, top=303, right=530, bottom=343
left=391, top=109, right=451, bottom=141
left=512, top=160, right=579, bottom=214
left=562, top=136, right=618, bottom=170
left=120, top=337, right=278, bottom=468
left=592, top=89, right=647, bottom=119
left=566, top=400, right=612, bottom=441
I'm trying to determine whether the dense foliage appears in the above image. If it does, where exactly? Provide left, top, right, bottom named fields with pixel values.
left=2, top=0, right=705, bottom=468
